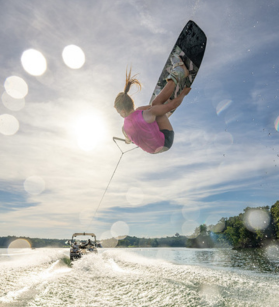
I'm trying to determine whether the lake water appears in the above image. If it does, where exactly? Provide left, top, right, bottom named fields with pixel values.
left=1, top=247, right=279, bottom=306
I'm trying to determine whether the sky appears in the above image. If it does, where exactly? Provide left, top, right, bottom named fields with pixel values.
left=0, top=0, right=279, bottom=241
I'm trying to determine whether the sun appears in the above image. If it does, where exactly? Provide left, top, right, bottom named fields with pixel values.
left=73, top=114, right=105, bottom=151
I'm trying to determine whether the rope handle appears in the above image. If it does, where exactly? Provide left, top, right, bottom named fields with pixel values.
left=113, top=137, right=126, bottom=142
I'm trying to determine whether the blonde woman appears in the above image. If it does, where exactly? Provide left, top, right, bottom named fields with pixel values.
left=114, top=56, right=191, bottom=154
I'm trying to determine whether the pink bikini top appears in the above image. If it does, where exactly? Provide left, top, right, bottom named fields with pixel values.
left=123, top=110, right=165, bottom=154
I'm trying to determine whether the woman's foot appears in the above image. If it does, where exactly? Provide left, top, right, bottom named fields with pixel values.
left=167, top=55, right=189, bottom=85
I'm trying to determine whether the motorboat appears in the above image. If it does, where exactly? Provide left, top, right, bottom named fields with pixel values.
left=65, top=232, right=102, bottom=261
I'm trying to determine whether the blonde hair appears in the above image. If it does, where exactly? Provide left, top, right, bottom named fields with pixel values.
left=114, top=67, right=142, bottom=112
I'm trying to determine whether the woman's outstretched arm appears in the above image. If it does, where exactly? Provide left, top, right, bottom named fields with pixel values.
left=122, top=126, right=132, bottom=144
left=136, top=105, right=152, bottom=111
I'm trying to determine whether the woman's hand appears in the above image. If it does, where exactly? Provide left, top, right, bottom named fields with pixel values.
left=143, top=87, right=191, bottom=123
left=176, top=86, right=192, bottom=102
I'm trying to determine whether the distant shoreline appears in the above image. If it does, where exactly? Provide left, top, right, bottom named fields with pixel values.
left=2, top=200, right=279, bottom=250
left=0, top=234, right=228, bottom=249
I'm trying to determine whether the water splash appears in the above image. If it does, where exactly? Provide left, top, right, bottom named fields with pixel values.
left=1, top=249, right=279, bottom=306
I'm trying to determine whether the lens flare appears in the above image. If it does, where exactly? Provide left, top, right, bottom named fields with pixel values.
left=4, top=76, right=28, bottom=99
left=0, top=114, right=19, bottom=135
left=205, top=215, right=222, bottom=227
left=62, top=45, right=85, bottom=69
left=100, top=231, right=118, bottom=248
left=111, top=221, right=129, bottom=239
left=213, top=132, right=233, bottom=151
left=189, top=131, right=209, bottom=148
left=216, top=99, right=232, bottom=115
left=274, top=116, right=279, bottom=132
left=211, top=90, right=231, bottom=109
left=182, top=207, right=200, bottom=220
left=225, top=109, right=242, bottom=125
left=170, top=211, right=183, bottom=226
left=24, top=176, right=45, bottom=195
left=182, top=220, right=199, bottom=238
left=243, top=209, right=270, bottom=232
left=265, top=244, right=279, bottom=260
left=1, top=92, right=25, bottom=111
left=21, top=49, right=47, bottom=76
left=126, top=187, right=144, bottom=206
left=213, top=221, right=225, bottom=232
left=8, top=239, right=31, bottom=249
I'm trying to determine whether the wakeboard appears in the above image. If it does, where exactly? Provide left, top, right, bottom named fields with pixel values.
left=149, top=20, right=207, bottom=116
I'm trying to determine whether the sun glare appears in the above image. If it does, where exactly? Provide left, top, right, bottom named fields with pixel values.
left=74, top=114, right=105, bottom=151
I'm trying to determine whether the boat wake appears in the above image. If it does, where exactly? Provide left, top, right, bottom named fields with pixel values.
left=0, top=248, right=278, bottom=306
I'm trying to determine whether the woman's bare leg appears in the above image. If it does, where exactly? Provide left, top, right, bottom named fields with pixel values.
left=156, top=114, right=173, bottom=131
left=155, top=86, right=191, bottom=131
left=151, top=80, right=176, bottom=106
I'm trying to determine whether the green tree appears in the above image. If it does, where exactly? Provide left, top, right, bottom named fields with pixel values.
left=271, top=201, right=279, bottom=239
left=152, top=239, right=159, bottom=247
left=199, top=224, right=207, bottom=235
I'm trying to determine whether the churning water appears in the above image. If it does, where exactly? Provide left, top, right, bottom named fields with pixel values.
left=1, top=248, right=279, bottom=307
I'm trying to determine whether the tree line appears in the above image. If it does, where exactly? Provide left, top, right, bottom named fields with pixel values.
left=1, top=201, right=278, bottom=249
left=0, top=236, right=67, bottom=248
left=117, top=200, right=279, bottom=249
left=212, top=200, right=279, bottom=249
